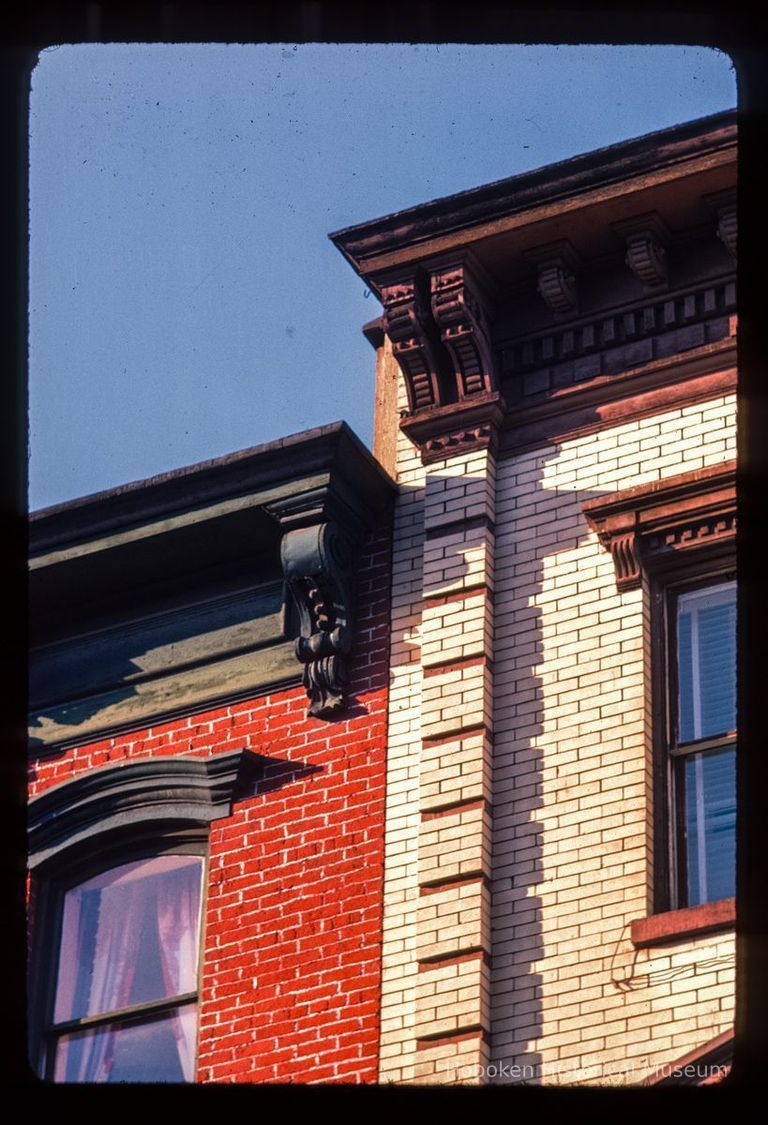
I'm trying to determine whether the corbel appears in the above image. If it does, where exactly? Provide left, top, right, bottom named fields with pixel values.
left=524, top=240, right=580, bottom=318
left=380, top=273, right=443, bottom=413
left=613, top=213, right=670, bottom=289
left=589, top=516, right=641, bottom=592
left=279, top=521, right=357, bottom=718
left=705, top=190, right=737, bottom=262
left=265, top=488, right=363, bottom=720
left=429, top=255, right=498, bottom=400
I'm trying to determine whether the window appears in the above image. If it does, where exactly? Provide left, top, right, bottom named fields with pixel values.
left=27, top=748, right=260, bottom=1082
left=32, top=839, right=205, bottom=1083
left=582, top=460, right=737, bottom=926
left=669, top=579, right=736, bottom=908
left=49, top=852, right=204, bottom=1082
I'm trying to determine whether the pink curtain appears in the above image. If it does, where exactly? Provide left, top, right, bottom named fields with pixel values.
left=56, top=880, right=141, bottom=1081
left=53, top=855, right=202, bottom=1083
left=156, top=860, right=202, bottom=1080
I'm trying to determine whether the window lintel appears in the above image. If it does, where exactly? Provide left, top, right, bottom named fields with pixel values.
left=28, top=748, right=264, bottom=870
left=582, top=460, right=735, bottom=591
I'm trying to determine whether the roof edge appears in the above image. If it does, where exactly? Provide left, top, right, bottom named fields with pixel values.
left=330, top=109, right=736, bottom=275
left=30, top=420, right=395, bottom=552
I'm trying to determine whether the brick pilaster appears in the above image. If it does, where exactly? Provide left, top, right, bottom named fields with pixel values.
left=412, top=448, right=496, bottom=1083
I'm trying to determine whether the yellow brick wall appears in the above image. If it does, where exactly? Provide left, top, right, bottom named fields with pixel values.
left=488, top=393, right=736, bottom=1086
left=378, top=375, right=427, bottom=1083
left=378, top=368, right=736, bottom=1084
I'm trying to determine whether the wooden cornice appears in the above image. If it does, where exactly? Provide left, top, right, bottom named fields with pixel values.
left=340, top=113, right=736, bottom=469
left=583, top=460, right=736, bottom=590
left=30, top=421, right=393, bottom=556
left=330, top=111, right=736, bottom=283
left=29, top=423, right=397, bottom=742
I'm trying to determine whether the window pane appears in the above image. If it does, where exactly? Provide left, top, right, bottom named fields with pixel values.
left=677, top=583, right=736, bottom=743
left=54, top=854, right=203, bottom=1023
left=684, top=746, right=736, bottom=906
left=53, top=1004, right=197, bottom=1083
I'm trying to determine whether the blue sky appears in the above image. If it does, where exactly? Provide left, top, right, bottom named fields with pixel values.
left=28, top=44, right=736, bottom=510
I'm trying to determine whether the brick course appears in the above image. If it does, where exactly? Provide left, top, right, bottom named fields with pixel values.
left=378, top=381, right=736, bottom=1086
left=28, top=529, right=391, bottom=1085
left=489, top=393, right=736, bottom=1085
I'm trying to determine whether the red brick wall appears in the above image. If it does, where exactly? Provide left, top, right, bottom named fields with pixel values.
left=28, top=527, right=391, bottom=1084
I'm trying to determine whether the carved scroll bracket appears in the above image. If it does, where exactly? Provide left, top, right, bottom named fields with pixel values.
left=609, top=530, right=641, bottom=591
left=524, top=241, right=580, bottom=318
left=379, top=255, right=497, bottom=417
left=429, top=258, right=497, bottom=400
left=263, top=436, right=394, bottom=720
left=380, top=274, right=443, bottom=413
left=583, top=461, right=736, bottom=592
left=613, top=214, right=670, bottom=289
left=279, top=521, right=357, bottom=719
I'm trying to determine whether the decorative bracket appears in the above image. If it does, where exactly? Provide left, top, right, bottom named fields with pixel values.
left=380, top=275, right=442, bottom=413
left=717, top=206, right=737, bottom=261
left=705, top=190, right=737, bottom=262
left=583, top=461, right=736, bottom=591
left=263, top=437, right=394, bottom=720
left=524, top=241, right=579, bottom=317
left=607, top=531, right=641, bottom=591
left=613, top=214, right=670, bottom=289
left=429, top=260, right=497, bottom=400
left=280, top=521, right=357, bottom=718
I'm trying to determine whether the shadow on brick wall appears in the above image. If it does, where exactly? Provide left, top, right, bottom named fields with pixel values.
left=487, top=446, right=613, bottom=1087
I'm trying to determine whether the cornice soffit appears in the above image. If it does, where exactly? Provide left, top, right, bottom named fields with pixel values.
left=330, top=112, right=736, bottom=277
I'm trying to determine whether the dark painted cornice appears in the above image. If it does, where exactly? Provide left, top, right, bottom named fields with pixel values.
left=330, top=110, right=736, bottom=283
left=29, top=418, right=395, bottom=639
left=30, top=421, right=394, bottom=555
left=29, top=422, right=396, bottom=739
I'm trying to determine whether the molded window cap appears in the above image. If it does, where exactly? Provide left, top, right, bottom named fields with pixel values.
left=582, top=460, right=736, bottom=591
left=28, top=749, right=265, bottom=869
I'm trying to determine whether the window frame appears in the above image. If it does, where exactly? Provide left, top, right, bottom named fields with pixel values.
left=29, top=824, right=210, bottom=1084
left=650, top=553, right=737, bottom=914
left=582, top=460, right=737, bottom=931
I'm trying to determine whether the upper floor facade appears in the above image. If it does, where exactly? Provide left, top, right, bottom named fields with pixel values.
left=331, top=108, right=737, bottom=1086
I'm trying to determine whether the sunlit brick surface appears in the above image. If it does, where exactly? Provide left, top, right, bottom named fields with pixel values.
left=380, top=375, right=736, bottom=1085
left=489, top=394, right=736, bottom=1086
left=29, top=530, right=391, bottom=1085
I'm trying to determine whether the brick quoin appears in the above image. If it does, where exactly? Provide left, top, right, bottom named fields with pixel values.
left=28, top=528, right=392, bottom=1085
